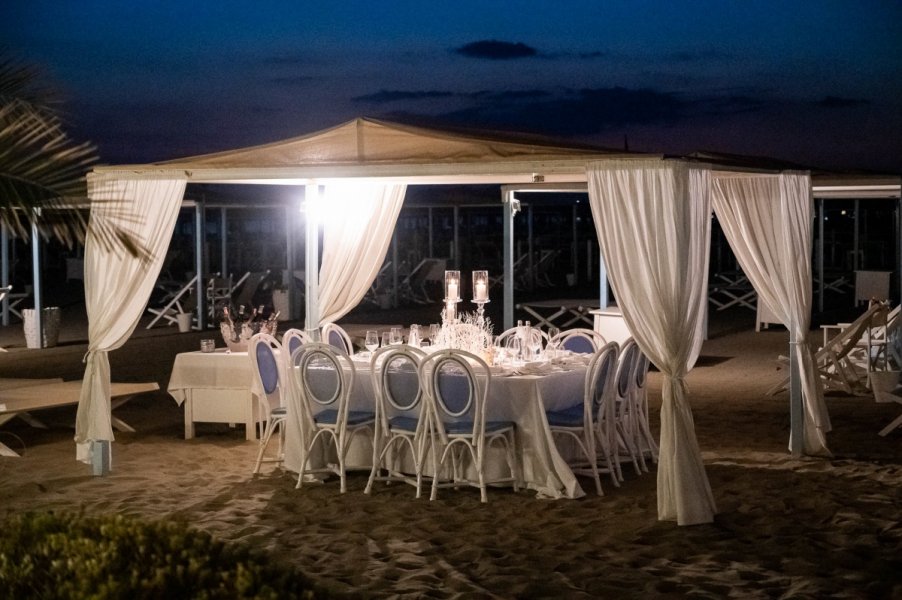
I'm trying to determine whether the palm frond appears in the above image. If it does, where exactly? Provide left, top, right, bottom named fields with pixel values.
left=0, top=52, right=149, bottom=260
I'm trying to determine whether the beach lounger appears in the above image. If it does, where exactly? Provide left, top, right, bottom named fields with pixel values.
left=0, top=380, right=159, bottom=457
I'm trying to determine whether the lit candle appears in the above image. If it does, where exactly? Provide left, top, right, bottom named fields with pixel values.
left=448, top=281, right=458, bottom=300
left=475, top=281, right=487, bottom=301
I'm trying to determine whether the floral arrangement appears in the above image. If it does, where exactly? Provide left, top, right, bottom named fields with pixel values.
left=219, top=304, right=279, bottom=352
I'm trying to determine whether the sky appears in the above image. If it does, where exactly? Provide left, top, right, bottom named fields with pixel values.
left=5, top=1, right=902, bottom=173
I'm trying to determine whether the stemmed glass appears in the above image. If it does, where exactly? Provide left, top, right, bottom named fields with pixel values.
left=408, top=324, right=421, bottom=347
left=546, top=326, right=561, bottom=357
left=365, top=330, right=379, bottom=354
left=390, top=327, right=403, bottom=345
left=429, top=323, right=440, bottom=346
left=381, top=331, right=391, bottom=348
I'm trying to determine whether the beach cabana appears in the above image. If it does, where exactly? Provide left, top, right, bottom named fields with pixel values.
left=78, top=117, right=822, bottom=525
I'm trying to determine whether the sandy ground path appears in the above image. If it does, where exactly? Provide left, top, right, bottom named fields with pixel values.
left=1, top=311, right=900, bottom=598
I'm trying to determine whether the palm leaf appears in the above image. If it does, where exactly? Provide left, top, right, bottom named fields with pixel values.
left=0, top=53, right=149, bottom=260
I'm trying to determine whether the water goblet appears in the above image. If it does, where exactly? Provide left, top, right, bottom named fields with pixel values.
left=381, top=331, right=391, bottom=348
left=408, top=324, right=421, bottom=347
left=365, top=330, right=379, bottom=354
left=390, top=327, right=403, bottom=345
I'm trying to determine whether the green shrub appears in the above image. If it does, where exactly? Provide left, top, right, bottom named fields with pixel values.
left=0, top=512, right=324, bottom=599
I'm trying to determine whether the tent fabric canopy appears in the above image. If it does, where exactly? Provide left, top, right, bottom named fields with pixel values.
left=93, top=118, right=648, bottom=184
left=80, top=116, right=823, bottom=526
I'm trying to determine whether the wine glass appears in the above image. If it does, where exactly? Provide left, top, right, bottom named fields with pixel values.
left=507, top=337, right=521, bottom=365
left=390, top=327, right=403, bottom=345
left=381, top=331, right=391, bottom=348
left=429, top=323, right=440, bottom=343
left=546, top=326, right=561, bottom=357
left=365, top=330, right=379, bottom=354
left=408, top=324, right=421, bottom=347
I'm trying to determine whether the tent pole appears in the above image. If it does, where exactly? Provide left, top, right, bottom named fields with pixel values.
left=220, top=208, right=228, bottom=277
left=818, top=199, right=825, bottom=313
left=285, top=204, right=296, bottom=320
left=502, top=190, right=518, bottom=330
left=527, top=203, right=534, bottom=290
left=194, top=201, right=206, bottom=330
left=853, top=199, right=860, bottom=271
left=304, top=184, right=320, bottom=339
left=427, top=207, right=434, bottom=257
left=1, top=223, right=8, bottom=326
left=598, top=243, right=608, bottom=310
left=30, top=216, right=43, bottom=347
left=453, top=205, right=459, bottom=269
left=391, top=231, right=399, bottom=308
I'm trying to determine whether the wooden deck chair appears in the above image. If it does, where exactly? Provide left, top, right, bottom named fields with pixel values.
left=145, top=274, right=199, bottom=329
left=399, top=258, right=445, bottom=304
left=230, top=270, right=272, bottom=312
left=534, top=249, right=561, bottom=288
left=362, top=261, right=392, bottom=307
left=767, top=301, right=889, bottom=396
left=868, top=370, right=902, bottom=437
left=206, top=271, right=250, bottom=317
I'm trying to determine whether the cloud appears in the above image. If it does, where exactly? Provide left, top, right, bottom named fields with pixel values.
left=353, top=90, right=455, bottom=103
left=270, top=75, right=316, bottom=87
left=454, top=40, right=538, bottom=60
left=816, top=95, right=870, bottom=108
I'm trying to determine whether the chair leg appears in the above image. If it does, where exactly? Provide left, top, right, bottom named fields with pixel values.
left=253, top=418, right=276, bottom=474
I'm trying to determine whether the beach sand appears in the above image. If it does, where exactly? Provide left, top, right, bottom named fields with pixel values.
left=1, top=308, right=900, bottom=598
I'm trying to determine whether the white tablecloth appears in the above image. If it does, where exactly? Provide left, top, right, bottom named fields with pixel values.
left=281, top=356, right=588, bottom=499
left=167, top=350, right=252, bottom=406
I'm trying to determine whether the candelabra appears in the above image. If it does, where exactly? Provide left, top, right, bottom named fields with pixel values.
left=443, top=270, right=461, bottom=325
left=471, top=270, right=489, bottom=327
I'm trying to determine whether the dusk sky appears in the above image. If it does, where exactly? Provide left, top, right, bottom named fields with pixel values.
left=6, top=1, right=902, bottom=173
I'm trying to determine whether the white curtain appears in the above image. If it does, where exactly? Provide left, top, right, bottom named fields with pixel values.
left=317, top=183, right=406, bottom=325
left=711, top=172, right=829, bottom=455
left=587, top=159, right=716, bottom=525
left=75, top=176, right=185, bottom=463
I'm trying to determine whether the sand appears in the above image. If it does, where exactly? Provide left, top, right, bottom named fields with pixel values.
left=1, top=308, right=901, bottom=599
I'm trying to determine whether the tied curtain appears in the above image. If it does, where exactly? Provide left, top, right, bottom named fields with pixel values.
left=587, top=159, right=716, bottom=525
left=712, top=173, right=829, bottom=455
left=317, top=183, right=406, bottom=325
left=75, top=177, right=185, bottom=463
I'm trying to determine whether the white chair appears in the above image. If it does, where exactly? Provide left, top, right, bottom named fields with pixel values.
left=248, top=333, right=287, bottom=474
left=613, top=339, right=644, bottom=477
left=365, top=344, right=429, bottom=497
left=545, top=341, right=620, bottom=495
left=293, top=342, right=374, bottom=493
left=496, top=325, right=548, bottom=350
left=282, top=328, right=313, bottom=362
left=633, top=351, right=658, bottom=463
left=419, top=349, right=517, bottom=503
left=550, top=328, right=605, bottom=354
left=321, top=322, right=354, bottom=356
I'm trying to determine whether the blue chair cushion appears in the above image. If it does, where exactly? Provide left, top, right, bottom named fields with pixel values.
left=388, top=416, right=420, bottom=432
left=443, top=420, right=514, bottom=434
left=546, top=404, right=585, bottom=428
left=314, top=409, right=374, bottom=426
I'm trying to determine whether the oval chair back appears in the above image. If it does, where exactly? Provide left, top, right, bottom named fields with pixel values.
left=248, top=333, right=286, bottom=474
left=614, top=338, right=645, bottom=474
left=419, top=349, right=488, bottom=444
left=552, top=328, right=605, bottom=354
left=321, top=323, right=353, bottom=356
left=366, top=344, right=428, bottom=496
left=282, top=328, right=312, bottom=363
left=588, top=342, right=619, bottom=423
left=294, top=342, right=354, bottom=416
left=249, top=333, right=282, bottom=414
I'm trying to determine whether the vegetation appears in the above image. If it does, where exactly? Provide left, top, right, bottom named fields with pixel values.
left=0, top=52, right=145, bottom=258
left=0, top=512, right=325, bottom=599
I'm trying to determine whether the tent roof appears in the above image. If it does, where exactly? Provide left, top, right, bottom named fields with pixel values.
left=91, top=117, right=654, bottom=185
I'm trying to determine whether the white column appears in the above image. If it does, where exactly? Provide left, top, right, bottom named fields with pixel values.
left=304, top=184, right=320, bottom=338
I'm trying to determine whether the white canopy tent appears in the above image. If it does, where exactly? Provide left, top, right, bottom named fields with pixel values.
left=79, top=117, right=825, bottom=525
